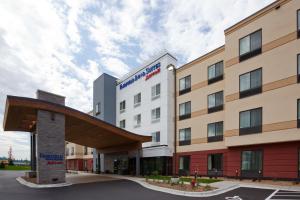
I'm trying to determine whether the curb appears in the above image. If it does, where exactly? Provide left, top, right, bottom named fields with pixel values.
left=16, top=177, right=73, bottom=188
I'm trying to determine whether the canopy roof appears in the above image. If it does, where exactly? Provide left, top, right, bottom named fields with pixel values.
left=3, top=96, right=151, bottom=150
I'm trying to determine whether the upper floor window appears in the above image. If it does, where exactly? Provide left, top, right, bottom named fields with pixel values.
left=120, top=119, right=126, bottom=129
left=239, top=29, right=262, bottom=62
left=151, top=107, right=160, bottom=122
left=134, top=93, right=141, bottom=107
left=240, top=68, right=262, bottom=98
left=179, top=75, right=191, bottom=95
left=208, top=91, right=223, bottom=113
left=240, top=107, right=262, bottom=135
left=152, top=131, right=160, bottom=143
left=84, top=146, right=88, bottom=155
left=66, top=148, right=69, bottom=156
left=95, top=102, right=101, bottom=115
left=120, top=100, right=126, bottom=113
left=297, top=9, right=300, bottom=38
left=298, top=99, right=300, bottom=128
left=297, top=54, right=300, bottom=83
left=208, top=61, right=223, bottom=84
left=151, top=83, right=160, bottom=100
left=71, top=147, right=74, bottom=156
left=207, top=121, right=223, bottom=142
left=134, top=114, right=141, bottom=128
left=179, top=128, right=191, bottom=146
left=179, top=101, right=191, bottom=120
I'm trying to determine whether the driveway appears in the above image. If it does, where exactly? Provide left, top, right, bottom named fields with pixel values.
left=0, top=171, right=276, bottom=200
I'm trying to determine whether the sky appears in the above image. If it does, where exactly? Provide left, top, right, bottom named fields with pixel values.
left=0, top=0, right=275, bottom=160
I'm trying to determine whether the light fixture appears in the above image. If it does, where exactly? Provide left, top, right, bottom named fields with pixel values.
left=167, top=64, right=175, bottom=71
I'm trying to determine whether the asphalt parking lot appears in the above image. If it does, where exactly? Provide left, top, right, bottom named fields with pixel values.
left=0, top=171, right=287, bottom=200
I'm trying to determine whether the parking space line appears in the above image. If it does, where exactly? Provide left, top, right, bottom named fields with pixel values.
left=265, top=189, right=279, bottom=200
left=266, top=190, right=300, bottom=200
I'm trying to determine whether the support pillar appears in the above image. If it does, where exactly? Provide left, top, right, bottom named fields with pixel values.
left=30, top=132, right=36, bottom=171
left=136, top=149, right=140, bottom=176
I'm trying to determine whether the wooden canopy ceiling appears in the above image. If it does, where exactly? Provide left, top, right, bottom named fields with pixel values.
left=3, top=96, right=151, bottom=150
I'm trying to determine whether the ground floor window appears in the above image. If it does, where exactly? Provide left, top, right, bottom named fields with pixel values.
left=208, top=154, right=223, bottom=176
left=179, top=156, right=190, bottom=176
left=241, top=150, right=263, bottom=178
left=140, top=157, right=172, bottom=176
left=298, top=149, right=300, bottom=177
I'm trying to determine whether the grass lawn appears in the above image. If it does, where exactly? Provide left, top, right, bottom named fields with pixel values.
left=0, top=165, right=31, bottom=170
left=145, top=175, right=222, bottom=184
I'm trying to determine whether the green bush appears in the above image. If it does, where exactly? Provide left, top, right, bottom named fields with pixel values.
left=0, top=162, right=5, bottom=169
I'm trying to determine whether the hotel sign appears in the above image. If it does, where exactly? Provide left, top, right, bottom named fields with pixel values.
left=40, top=153, right=64, bottom=165
left=120, top=62, right=161, bottom=90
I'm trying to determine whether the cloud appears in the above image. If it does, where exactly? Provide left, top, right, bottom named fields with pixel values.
left=0, top=0, right=275, bottom=159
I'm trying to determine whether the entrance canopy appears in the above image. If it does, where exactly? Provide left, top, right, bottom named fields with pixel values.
left=3, top=95, right=151, bottom=150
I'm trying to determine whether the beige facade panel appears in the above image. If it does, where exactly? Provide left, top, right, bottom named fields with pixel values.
left=177, top=141, right=227, bottom=153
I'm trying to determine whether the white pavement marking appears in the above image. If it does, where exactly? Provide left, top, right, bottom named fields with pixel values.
left=265, top=189, right=278, bottom=200
left=16, top=177, right=72, bottom=188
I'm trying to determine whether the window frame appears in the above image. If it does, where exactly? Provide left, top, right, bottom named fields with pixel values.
left=240, top=150, right=263, bottom=178
left=297, top=9, right=300, bottom=38
left=239, top=107, right=262, bottom=135
left=179, top=75, right=191, bottom=95
left=95, top=102, right=101, bottom=115
left=297, top=54, right=300, bottom=83
left=207, top=91, right=224, bottom=113
left=298, top=99, right=300, bottom=128
left=239, top=68, right=262, bottom=98
left=120, top=100, right=126, bottom=113
left=239, top=29, right=262, bottom=62
left=179, top=128, right=191, bottom=146
left=134, top=93, right=141, bottom=107
left=120, top=119, right=126, bottom=129
left=208, top=61, right=224, bottom=84
left=207, top=121, right=224, bottom=142
left=151, top=107, right=161, bottom=122
left=178, top=155, right=190, bottom=176
left=151, top=131, right=160, bottom=143
left=134, top=114, right=141, bottom=128
left=179, top=101, right=191, bottom=120
left=151, top=83, right=161, bottom=100
left=207, top=153, right=223, bottom=177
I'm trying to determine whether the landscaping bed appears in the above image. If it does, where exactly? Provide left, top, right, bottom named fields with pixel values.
left=147, top=181, right=216, bottom=192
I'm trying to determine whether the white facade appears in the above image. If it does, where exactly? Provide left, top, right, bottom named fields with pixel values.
left=116, top=52, right=176, bottom=158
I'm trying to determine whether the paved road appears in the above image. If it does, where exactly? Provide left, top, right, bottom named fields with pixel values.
left=0, top=171, right=275, bottom=200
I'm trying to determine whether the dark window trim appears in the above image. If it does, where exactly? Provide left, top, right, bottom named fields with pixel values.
left=298, top=99, right=300, bottom=128
left=297, top=9, right=300, bottom=38
left=240, top=149, right=263, bottom=178
left=179, top=87, right=191, bottom=95
left=207, top=91, right=224, bottom=114
left=179, top=75, right=191, bottom=95
left=239, top=68, right=262, bottom=99
left=298, top=148, right=300, bottom=178
left=239, top=29, right=262, bottom=62
left=239, top=107, right=262, bottom=135
left=179, top=113, right=191, bottom=120
left=207, top=153, right=223, bottom=177
left=208, top=61, right=224, bottom=85
left=178, top=155, right=190, bottom=176
left=207, top=121, right=223, bottom=142
left=297, top=54, right=300, bottom=83
left=179, top=140, right=191, bottom=146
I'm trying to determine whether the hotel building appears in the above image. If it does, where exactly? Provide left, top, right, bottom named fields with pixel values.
left=92, top=52, right=176, bottom=175
left=175, top=0, right=300, bottom=180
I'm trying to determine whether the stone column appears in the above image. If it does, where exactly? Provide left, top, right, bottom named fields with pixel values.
left=36, top=90, right=66, bottom=184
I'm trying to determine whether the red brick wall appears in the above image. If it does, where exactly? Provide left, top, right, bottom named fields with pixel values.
left=175, top=141, right=300, bottom=179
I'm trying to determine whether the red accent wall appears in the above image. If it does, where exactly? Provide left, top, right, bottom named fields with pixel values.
left=175, top=141, right=300, bottom=179
left=66, top=159, right=83, bottom=171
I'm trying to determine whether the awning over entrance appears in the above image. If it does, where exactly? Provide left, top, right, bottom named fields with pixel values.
left=3, top=95, right=151, bottom=150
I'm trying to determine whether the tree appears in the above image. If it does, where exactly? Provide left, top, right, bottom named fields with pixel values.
left=8, top=146, right=14, bottom=166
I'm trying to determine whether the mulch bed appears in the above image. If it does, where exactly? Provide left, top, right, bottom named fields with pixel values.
left=146, top=181, right=216, bottom=192
left=22, top=176, right=37, bottom=184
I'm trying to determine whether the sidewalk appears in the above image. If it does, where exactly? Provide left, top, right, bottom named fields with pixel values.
left=102, top=174, right=300, bottom=197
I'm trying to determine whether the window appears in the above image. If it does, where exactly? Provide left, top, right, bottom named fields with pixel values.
left=134, top=93, right=141, bottom=107
left=208, top=91, right=223, bottom=113
left=240, top=107, right=262, bottom=135
left=84, top=146, right=88, bottom=155
left=120, top=119, right=126, bottom=129
left=134, top=114, right=141, bottom=127
left=298, top=10, right=300, bottom=38
left=298, top=149, right=300, bottom=177
left=297, top=54, right=300, bottom=83
left=239, top=68, right=262, bottom=98
left=151, top=107, right=160, bottom=122
left=179, top=75, right=191, bottom=95
left=179, top=101, right=191, bottom=120
left=208, top=61, right=224, bottom=84
left=71, top=147, right=74, bottom=156
left=120, top=100, right=126, bottom=113
left=179, top=156, right=190, bottom=176
left=207, top=122, right=223, bottom=142
left=66, top=148, right=69, bottom=156
left=152, top=131, right=160, bottom=143
left=239, top=30, right=262, bottom=62
left=208, top=154, right=223, bottom=176
left=179, top=128, right=191, bottom=146
left=241, top=150, right=263, bottom=178
left=95, top=102, right=101, bottom=115
left=298, top=99, right=300, bottom=128
left=151, top=83, right=160, bottom=100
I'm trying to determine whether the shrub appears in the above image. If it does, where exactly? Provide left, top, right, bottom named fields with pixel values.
left=0, top=162, right=5, bottom=169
